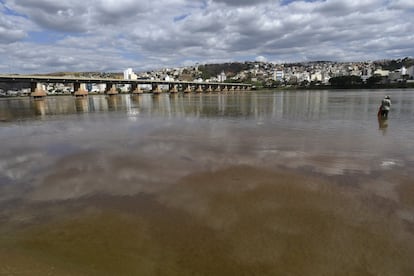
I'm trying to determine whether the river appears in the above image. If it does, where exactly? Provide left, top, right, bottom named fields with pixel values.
left=1, top=90, right=414, bottom=275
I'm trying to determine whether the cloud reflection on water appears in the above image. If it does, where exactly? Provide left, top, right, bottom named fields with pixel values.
left=0, top=91, right=413, bottom=203
left=1, top=91, right=414, bottom=275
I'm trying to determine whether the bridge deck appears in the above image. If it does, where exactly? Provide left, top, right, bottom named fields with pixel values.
left=0, top=74, right=251, bottom=87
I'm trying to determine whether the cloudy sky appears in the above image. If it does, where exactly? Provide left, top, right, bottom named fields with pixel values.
left=0, top=0, right=413, bottom=73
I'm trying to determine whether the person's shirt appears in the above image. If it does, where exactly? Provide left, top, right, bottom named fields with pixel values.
left=381, top=98, right=391, bottom=110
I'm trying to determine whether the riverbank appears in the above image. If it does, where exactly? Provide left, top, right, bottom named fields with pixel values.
left=253, top=82, right=414, bottom=91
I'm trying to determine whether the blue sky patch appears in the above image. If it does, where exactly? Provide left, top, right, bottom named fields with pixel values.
left=1, top=1, right=28, bottom=18
left=121, top=52, right=142, bottom=62
left=174, top=14, right=190, bottom=22
left=281, top=0, right=320, bottom=5
left=24, top=31, right=65, bottom=44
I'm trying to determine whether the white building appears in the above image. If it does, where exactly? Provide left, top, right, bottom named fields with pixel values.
left=361, top=67, right=372, bottom=82
left=310, top=71, right=323, bottom=82
left=218, top=71, right=226, bottom=82
left=273, top=70, right=284, bottom=81
left=164, top=75, right=174, bottom=81
left=297, top=72, right=311, bottom=82
left=124, top=68, right=137, bottom=80
left=373, top=69, right=390, bottom=77
left=406, top=65, right=414, bottom=79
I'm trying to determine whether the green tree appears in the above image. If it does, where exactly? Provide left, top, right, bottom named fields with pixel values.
left=329, top=75, right=363, bottom=88
left=366, top=75, right=382, bottom=87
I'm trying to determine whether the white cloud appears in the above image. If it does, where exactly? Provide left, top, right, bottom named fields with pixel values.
left=389, top=0, right=414, bottom=9
left=0, top=0, right=413, bottom=73
left=0, top=25, right=26, bottom=44
left=255, top=56, right=268, bottom=62
left=0, top=6, right=27, bottom=43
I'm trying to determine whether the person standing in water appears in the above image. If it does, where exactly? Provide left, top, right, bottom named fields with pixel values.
left=379, top=96, right=391, bottom=119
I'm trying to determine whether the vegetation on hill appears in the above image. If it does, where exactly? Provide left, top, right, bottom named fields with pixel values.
left=328, top=75, right=414, bottom=89
left=38, top=72, right=123, bottom=78
left=329, top=76, right=363, bottom=88
left=374, top=57, right=414, bottom=71
left=198, top=63, right=250, bottom=79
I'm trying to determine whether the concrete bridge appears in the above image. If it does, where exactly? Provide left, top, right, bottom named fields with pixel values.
left=0, top=75, right=251, bottom=98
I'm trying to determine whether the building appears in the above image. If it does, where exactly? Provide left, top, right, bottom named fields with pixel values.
left=386, top=66, right=410, bottom=82
left=124, top=68, right=137, bottom=80
left=406, top=65, right=414, bottom=79
left=373, top=69, right=390, bottom=77
left=273, top=70, right=284, bottom=81
left=297, top=72, right=311, bottom=83
left=361, top=67, right=373, bottom=82
left=218, top=71, right=226, bottom=82
left=163, top=75, right=174, bottom=81
left=310, top=71, right=323, bottom=82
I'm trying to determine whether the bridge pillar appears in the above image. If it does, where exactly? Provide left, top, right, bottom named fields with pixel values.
left=222, top=85, right=228, bottom=92
left=196, top=85, right=203, bottom=93
left=30, top=82, right=47, bottom=98
left=105, top=83, right=118, bottom=95
left=152, top=83, right=162, bottom=94
left=214, top=85, right=221, bottom=93
left=206, top=85, right=213, bottom=93
left=73, top=83, right=88, bottom=97
left=169, top=84, right=178, bottom=93
left=184, top=84, right=192, bottom=93
left=131, top=83, right=143, bottom=94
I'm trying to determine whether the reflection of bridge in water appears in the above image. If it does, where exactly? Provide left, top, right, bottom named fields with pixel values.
left=25, top=92, right=331, bottom=119
left=0, top=75, right=251, bottom=98
left=1, top=90, right=413, bottom=122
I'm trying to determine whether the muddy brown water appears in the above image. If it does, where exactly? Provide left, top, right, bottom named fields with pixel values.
left=1, top=90, right=414, bottom=275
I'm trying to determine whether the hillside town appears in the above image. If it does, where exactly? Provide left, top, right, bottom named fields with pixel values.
left=130, top=59, right=414, bottom=88
left=1, top=58, right=414, bottom=96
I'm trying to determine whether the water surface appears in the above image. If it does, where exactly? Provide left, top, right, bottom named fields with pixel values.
left=1, top=90, right=414, bottom=275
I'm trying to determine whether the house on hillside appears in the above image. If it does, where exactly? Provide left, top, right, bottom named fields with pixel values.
left=218, top=71, right=226, bottom=82
left=406, top=65, right=414, bottom=79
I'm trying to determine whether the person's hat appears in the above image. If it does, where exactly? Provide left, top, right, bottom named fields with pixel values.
left=385, top=95, right=390, bottom=99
